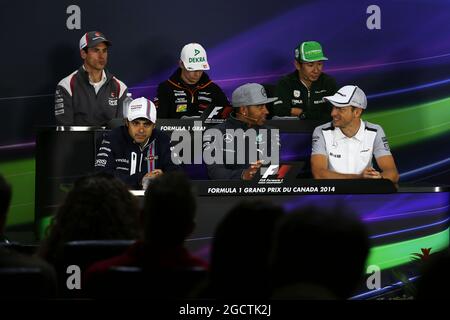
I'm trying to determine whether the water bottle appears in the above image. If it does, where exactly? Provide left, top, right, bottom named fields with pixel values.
left=122, top=92, right=133, bottom=118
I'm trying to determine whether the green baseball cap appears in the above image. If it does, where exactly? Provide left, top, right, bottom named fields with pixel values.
left=295, top=41, right=328, bottom=62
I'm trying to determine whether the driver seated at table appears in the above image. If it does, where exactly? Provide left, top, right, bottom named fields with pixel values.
left=94, top=97, right=178, bottom=189
left=310, top=85, right=399, bottom=184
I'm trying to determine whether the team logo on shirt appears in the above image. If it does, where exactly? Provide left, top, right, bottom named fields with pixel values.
left=175, top=98, right=188, bottom=103
left=198, top=96, right=212, bottom=102
left=109, top=92, right=118, bottom=106
left=329, top=152, right=341, bottom=158
left=223, top=133, right=233, bottom=144
left=176, top=104, right=187, bottom=112
left=293, top=90, right=301, bottom=98
left=256, top=134, right=264, bottom=144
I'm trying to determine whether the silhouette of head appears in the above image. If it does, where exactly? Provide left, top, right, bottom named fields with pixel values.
left=209, top=200, right=284, bottom=298
left=143, top=172, right=196, bottom=247
left=39, top=173, right=139, bottom=263
left=271, top=206, right=370, bottom=299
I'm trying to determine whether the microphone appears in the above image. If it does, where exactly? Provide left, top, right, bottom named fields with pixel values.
left=240, top=113, right=259, bottom=123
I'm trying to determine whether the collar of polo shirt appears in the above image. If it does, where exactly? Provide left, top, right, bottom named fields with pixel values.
left=333, top=120, right=365, bottom=143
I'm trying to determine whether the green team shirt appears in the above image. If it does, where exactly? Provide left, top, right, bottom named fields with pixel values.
left=273, top=71, right=337, bottom=121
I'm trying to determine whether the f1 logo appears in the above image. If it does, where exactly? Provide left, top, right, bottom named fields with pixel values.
left=261, top=164, right=291, bottom=179
left=207, top=106, right=223, bottom=118
left=261, top=165, right=279, bottom=179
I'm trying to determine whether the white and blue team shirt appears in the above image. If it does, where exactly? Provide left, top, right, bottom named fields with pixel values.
left=311, top=120, right=392, bottom=175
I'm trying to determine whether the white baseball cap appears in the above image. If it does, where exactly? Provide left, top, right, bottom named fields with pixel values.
left=127, top=97, right=157, bottom=123
left=180, top=43, right=210, bottom=71
left=323, top=85, right=367, bottom=109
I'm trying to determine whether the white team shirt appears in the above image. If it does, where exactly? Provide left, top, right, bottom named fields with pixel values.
left=311, top=119, right=392, bottom=174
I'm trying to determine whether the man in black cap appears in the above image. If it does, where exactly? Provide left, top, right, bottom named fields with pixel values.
left=206, top=83, right=279, bottom=180
left=54, top=31, right=128, bottom=126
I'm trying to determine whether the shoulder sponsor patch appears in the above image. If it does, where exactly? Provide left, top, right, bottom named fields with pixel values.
left=382, top=136, right=390, bottom=150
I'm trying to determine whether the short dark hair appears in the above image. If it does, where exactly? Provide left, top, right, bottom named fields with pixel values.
left=209, top=200, right=284, bottom=298
left=143, top=172, right=196, bottom=246
left=271, top=205, right=370, bottom=299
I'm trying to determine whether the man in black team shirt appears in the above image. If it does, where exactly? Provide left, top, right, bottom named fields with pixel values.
left=273, top=41, right=337, bottom=121
left=154, top=43, right=232, bottom=120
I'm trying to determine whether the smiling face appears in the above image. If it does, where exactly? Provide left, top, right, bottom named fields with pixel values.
left=126, top=118, right=155, bottom=145
left=81, top=42, right=108, bottom=72
left=331, top=105, right=361, bottom=129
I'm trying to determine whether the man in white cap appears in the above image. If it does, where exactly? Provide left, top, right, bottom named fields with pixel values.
left=310, top=85, right=399, bottom=184
left=155, top=43, right=231, bottom=120
left=206, top=83, right=278, bottom=180
left=55, top=31, right=128, bottom=126
left=274, top=41, right=337, bottom=120
left=95, top=97, right=177, bottom=189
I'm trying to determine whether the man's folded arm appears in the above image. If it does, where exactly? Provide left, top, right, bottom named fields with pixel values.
left=311, top=154, right=361, bottom=179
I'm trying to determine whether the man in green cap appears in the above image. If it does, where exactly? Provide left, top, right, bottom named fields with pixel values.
left=273, top=41, right=337, bottom=121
